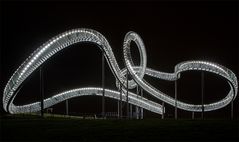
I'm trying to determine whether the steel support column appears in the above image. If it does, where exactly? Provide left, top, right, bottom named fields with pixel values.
left=117, top=99, right=119, bottom=118
left=136, top=85, right=139, bottom=119
left=66, top=99, right=69, bottom=116
left=162, top=102, right=164, bottom=119
left=120, top=84, right=122, bottom=119
left=130, top=104, right=132, bottom=119
left=231, top=100, right=233, bottom=120
left=40, top=67, right=44, bottom=117
left=126, top=71, right=129, bottom=119
left=175, top=80, right=177, bottom=120
left=102, top=53, right=105, bottom=118
left=140, top=88, right=144, bottom=119
left=201, top=71, right=204, bottom=120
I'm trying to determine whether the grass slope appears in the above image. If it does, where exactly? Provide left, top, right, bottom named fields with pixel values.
left=0, top=115, right=238, bottom=142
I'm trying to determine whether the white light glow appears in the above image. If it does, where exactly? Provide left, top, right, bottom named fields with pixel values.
left=2, top=28, right=238, bottom=115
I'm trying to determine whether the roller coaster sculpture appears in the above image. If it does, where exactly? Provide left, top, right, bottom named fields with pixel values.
left=3, top=28, right=238, bottom=116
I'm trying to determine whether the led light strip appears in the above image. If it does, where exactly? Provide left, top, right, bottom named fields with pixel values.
left=2, top=28, right=238, bottom=115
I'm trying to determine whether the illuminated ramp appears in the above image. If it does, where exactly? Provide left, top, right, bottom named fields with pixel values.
left=3, top=28, right=238, bottom=115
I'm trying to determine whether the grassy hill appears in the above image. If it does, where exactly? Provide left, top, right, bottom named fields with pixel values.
left=0, top=114, right=238, bottom=142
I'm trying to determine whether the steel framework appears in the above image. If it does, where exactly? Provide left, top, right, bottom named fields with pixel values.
left=2, top=28, right=238, bottom=115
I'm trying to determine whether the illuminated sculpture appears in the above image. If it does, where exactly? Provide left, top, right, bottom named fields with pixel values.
left=2, top=28, right=238, bottom=115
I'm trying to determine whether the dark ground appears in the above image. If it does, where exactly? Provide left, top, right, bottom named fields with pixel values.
left=0, top=114, right=238, bottom=142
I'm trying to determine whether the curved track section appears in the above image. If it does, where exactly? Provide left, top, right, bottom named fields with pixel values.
left=3, top=28, right=238, bottom=114
left=13, top=87, right=163, bottom=115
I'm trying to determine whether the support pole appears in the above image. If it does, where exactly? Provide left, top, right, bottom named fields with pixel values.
left=175, top=80, right=177, bottom=120
left=192, top=111, right=194, bottom=120
left=117, top=83, right=120, bottom=119
left=162, top=102, right=164, bottom=119
left=102, top=52, right=105, bottom=118
left=66, top=99, right=69, bottom=116
left=130, top=104, right=132, bottom=119
left=201, top=71, right=204, bottom=120
left=40, top=66, right=44, bottom=117
left=136, top=85, right=139, bottom=119
left=120, top=84, right=122, bottom=119
left=140, top=88, right=144, bottom=119
left=126, top=71, right=129, bottom=119
left=231, top=100, right=233, bottom=120
left=117, top=99, right=119, bottom=119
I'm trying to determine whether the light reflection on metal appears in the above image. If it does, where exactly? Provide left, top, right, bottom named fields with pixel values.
left=2, top=28, right=238, bottom=115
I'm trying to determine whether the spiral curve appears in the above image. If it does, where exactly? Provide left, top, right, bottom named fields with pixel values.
left=3, top=28, right=238, bottom=115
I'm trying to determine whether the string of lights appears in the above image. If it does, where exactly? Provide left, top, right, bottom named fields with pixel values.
left=2, top=28, right=238, bottom=115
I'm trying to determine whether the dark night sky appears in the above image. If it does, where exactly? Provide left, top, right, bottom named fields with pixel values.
left=1, top=0, right=238, bottom=118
